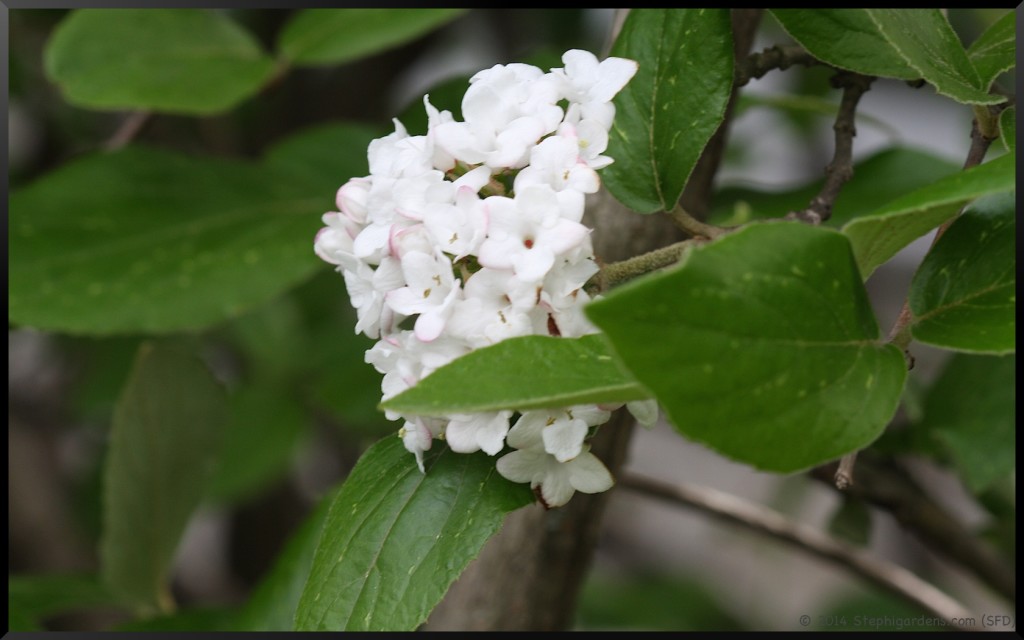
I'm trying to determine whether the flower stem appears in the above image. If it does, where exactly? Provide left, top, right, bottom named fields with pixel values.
left=596, top=239, right=701, bottom=292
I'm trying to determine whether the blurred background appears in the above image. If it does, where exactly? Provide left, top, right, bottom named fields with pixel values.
left=8, top=8, right=1015, bottom=631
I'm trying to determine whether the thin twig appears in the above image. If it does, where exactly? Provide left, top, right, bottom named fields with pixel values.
left=621, top=473, right=983, bottom=631
left=812, top=454, right=1015, bottom=602
left=103, top=111, right=151, bottom=151
left=789, top=72, right=875, bottom=224
left=735, top=44, right=820, bottom=87
left=834, top=452, right=857, bottom=489
left=596, top=239, right=701, bottom=292
left=667, top=204, right=727, bottom=239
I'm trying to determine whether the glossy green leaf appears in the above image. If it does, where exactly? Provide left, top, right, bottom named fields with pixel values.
left=279, top=9, right=465, bottom=66
left=967, top=10, right=1016, bottom=90
left=711, top=147, right=960, bottom=228
left=999, top=106, right=1015, bottom=152
left=603, top=8, right=734, bottom=213
left=920, top=353, right=1015, bottom=492
left=100, top=343, right=228, bottom=613
left=45, top=9, right=275, bottom=114
left=9, top=574, right=122, bottom=630
left=207, top=378, right=308, bottom=504
left=9, top=146, right=328, bottom=334
left=586, top=223, right=907, bottom=473
left=865, top=9, right=1003, bottom=105
left=909, top=192, right=1015, bottom=354
left=381, top=334, right=649, bottom=416
left=841, top=152, right=1015, bottom=279
left=770, top=9, right=918, bottom=80
left=238, top=489, right=337, bottom=631
left=294, top=437, right=533, bottom=631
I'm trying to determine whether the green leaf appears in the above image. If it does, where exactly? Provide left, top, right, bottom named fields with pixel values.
left=603, top=8, right=734, bottom=213
left=263, top=121, right=381, bottom=196
left=586, top=223, right=907, bottom=473
left=967, top=10, right=1016, bottom=90
left=9, top=146, right=328, bottom=334
left=294, top=437, right=533, bottom=631
left=100, top=342, right=228, bottom=613
left=578, top=573, right=742, bottom=631
left=920, top=353, right=1015, bottom=492
left=9, top=574, right=122, bottom=630
left=279, top=9, right=465, bottom=66
left=999, top=105, right=1015, bottom=152
left=238, top=488, right=337, bottom=631
left=865, top=9, right=1003, bottom=105
left=710, top=147, right=961, bottom=228
left=206, top=378, right=308, bottom=504
left=770, top=9, right=919, bottom=80
left=841, top=152, right=1015, bottom=279
left=909, top=192, right=1015, bottom=354
left=380, top=334, right=649, bottom=416
left=45, top=9, right=275, bottom=114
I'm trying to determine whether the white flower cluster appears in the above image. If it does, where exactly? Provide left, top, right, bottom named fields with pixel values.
left=315, top=50, right=649, bottom=508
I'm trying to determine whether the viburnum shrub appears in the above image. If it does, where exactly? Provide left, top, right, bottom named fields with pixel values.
left=9, top=7, right=1014, bottom=634
left=314, top=50, right=656, bottom=507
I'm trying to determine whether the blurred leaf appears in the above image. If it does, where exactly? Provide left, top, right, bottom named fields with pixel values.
left=920, top=353, right=1015, bottom=492
left=264, top=121, right=382, bottom=196
left=587, top=223, right=906, bottom=473
left=380, top=335, right=649, bottom=416
left=309, top=333, right=393, bottom=435
left=604, top=8, right=734, bottom=213
left=999, top=106, right=1015, bottom=152
left=8, top=574, right=122, bottom=630
left=238, top=488, right=337, bottom=631
left=770, top=10, right=918, bottom=79
left=61, top=335, right=143, bottom=420
left=865, top=9, right=1003, bottom=105
left=225, top=293, right=309, bottom=378
left=577, top=573, right=742, bottom=631
left=294, top=437, right=533, bottom=631
left=45, top=9, right=275, bottom=114
left=909, top=192, right=1015, bottom=354
left=815, top=590, right=932, bottom=631
left=100, top=343, right=228, bottom=614
left=827, top=496, right=872, bottom=546
left=9, top=146, right=328, bottom=334
left=116, top=608, right=240, bottom=631
left=966, top=10, right=1015, bottom=90
left=278, top=9, right=465, bottom=66
left=207, top=377, right=308, bottom=504
left=710, top=147, right=960, bottom=228
left=841, top=152, right=1014, bottom=279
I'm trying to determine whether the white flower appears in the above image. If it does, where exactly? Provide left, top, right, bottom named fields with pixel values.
left=445, top=410, right=513, bottom=455
left=508, top=406, right=610, bottom=459
left=422, top=185, right=488, bottom=260
left=496, top=444, right=614, bottom=508
left=313, top=48, right=639, bottom=506
left=400, top=419, right=435, bottom=473
left=385, top=249, right=461, bottom=342
left=554, top=49, right=638, bottom=130
left=478, top=185, right=589, bottom=283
